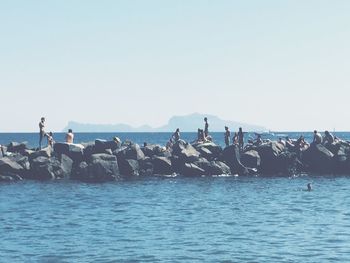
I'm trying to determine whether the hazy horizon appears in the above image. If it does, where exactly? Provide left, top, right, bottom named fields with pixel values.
left=1, top=1, right=350, bottom=132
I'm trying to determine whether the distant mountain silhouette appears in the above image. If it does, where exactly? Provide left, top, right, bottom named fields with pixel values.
left=63, top=113, right=267, bottom=132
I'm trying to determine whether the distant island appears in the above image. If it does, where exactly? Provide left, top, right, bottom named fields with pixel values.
left=63, top=113, right=267, bottom=132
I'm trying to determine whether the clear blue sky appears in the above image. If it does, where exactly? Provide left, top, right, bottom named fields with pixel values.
left=1, top=0, right=350, bottom=132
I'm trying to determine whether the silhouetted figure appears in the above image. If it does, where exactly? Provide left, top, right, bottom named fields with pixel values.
left=198, top=129, right=206, bottom=142
left=172, top=128, right=180, bottom=142
left=47, top=132, right=55, bottom=147
left=66, top=129, right=74, bottom=144
left=39, top=117, right=46, bottom=149
left=312, top=130, right=322, bottom=145
left=323, top=130, right=334, bottom=145
left=0, top=145, right=4, bottom=157
left=255, top=134, right=263, bottom=146
left=232, top=132, right=239, bottom=145
left=204, top=117, right=209, bottom=138
left=238, top=127, right=244, bottom=151
left=307, top=183, right=312, bottom=191
left=224, top=126, right=231, bottom=147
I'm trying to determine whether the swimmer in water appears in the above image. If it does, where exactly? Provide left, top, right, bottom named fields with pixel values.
left=307, top=183, right=312, bottom=191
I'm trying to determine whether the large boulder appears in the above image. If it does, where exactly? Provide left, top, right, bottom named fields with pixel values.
left=152, top=156, right=173, bottom=174
left=74, top=154, right=120, bottom=182
left=222, top=145, right=248, bottom=175
left=118, top=159, right=140, bottom=177
left=142, top=144, right=171, bottom=158
left=302, top=144, right=334, bottom=173
left=115, top=143, right=145, bottom=161
left=29, top=147, right=52, bottom=160
left=196, top=159, right=231, bottom=175
left=241, top=150, right=261, bottom=169
left=30, top=156, right=66, bottom=180
left=0, top=157, right=25, bottom=179
left=194, top=142, right=222, bottom=160
left=181, top=163, right=205, bottom=177
left=256, top=142, right=285, bottom=173
left=172, top=140, right=200, bottom=162
left=54, top=143, right=84, bottom=163
left=95, top=139, right=120, bottom=153
left=139, top=158, right=154, bottom=176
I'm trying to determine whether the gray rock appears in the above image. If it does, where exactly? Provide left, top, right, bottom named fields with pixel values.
left=7, top=142, right=28, bottom=153
left=181, top=163, right=205, bottom=177
left=222, top=145, right=249, bottom=175
left=119, top=159, right=140, bottom=177
left=172, top=140, right=200, bottom=162
left=302, top=144, right=334, bottom=173
left=152, top=156, right=172, bottom=174
left=241, top=150, right=261, bottom=169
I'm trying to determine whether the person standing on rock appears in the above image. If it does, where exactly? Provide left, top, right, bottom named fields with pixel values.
left=238, top=127, right=244, bottom=151
left=204, top=117, right=209, bottom=138
left=224, top=126, right=231, bottom=147
left=172, top=128, right=180, bottom=142
left=233, top=132, right=239, bottom=145
left=39, top=117, right=46, bottom=149
left=66, top=129, right=74, bottom=144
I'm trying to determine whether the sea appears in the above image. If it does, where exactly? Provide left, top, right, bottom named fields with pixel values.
left=1, top=132, right=350, bottom=262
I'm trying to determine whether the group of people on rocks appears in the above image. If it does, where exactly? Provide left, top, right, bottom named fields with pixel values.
left=38, top=117, right=74, bottom=149
left=168, top=116, right=342, bottom=155
left=35, top=116, right=343, bottom=155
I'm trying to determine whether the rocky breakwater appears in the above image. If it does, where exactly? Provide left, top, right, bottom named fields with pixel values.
left=1, top=138, right=350, bottom=183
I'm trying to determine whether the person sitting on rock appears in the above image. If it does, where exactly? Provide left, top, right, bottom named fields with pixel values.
left=171, top=128, right=180, bottom=142
left=66, top=129, right=74, bottom=144
left=312, top=130, right=322, bottom=145
left=47, top=132, right=55, bottom=148
left=255, top=134, right=263, bottom=146
left=224, top=126, right=231, bottom=147
left=323, top=130, right=334, bottom=145
left=197, top=129, right=207, bottom=143
left=39, top=117, right=46, bottom=150
left=204, top=117, right=209, bottom=138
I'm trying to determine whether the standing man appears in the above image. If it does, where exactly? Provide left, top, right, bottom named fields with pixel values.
left=238, top=127, right=244, bottom=152
left=39, top=117, right=46, bottom=149
left=204, top=117, right=209, bottom=138
left=224, top=126, right=231, bottom=147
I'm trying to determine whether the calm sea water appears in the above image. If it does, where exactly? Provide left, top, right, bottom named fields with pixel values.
left=1, top=132, right=350, bottom=262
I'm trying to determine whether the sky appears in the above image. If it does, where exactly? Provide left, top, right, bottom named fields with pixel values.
left=1, top=0, right=350, bottom=132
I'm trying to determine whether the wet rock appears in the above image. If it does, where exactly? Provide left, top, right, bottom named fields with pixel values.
left=0, top=175, right=16, bottom=182
left=0, top=157, right=25, bottom=177
left=196, top=159, right=231, bottom=175
left=302, top=144, right=334, bottom=173
left=181, top=163, right=205, bottom=176
left=30, top=156, right=65, bottom=180
left=152, top=156, right=172, bottom=174
left=60, top=154, right=73, bottom=179
left=222, top=145, right=248, bottom=175
left=118, top=159, right=140, bottom=177
left=241, top=150, right=261, bottom=169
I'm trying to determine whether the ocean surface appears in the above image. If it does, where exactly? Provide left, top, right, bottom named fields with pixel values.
left=2, top=132, right=350, bottom=262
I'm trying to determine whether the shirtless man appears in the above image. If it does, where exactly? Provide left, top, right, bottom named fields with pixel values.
left=224, top=126, right=231, bottom=147
left=66, top=129, right=74, bottom=144
left=313, top=130, right=322, bottom=145
left=39, top=117, right=46, bottom=149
